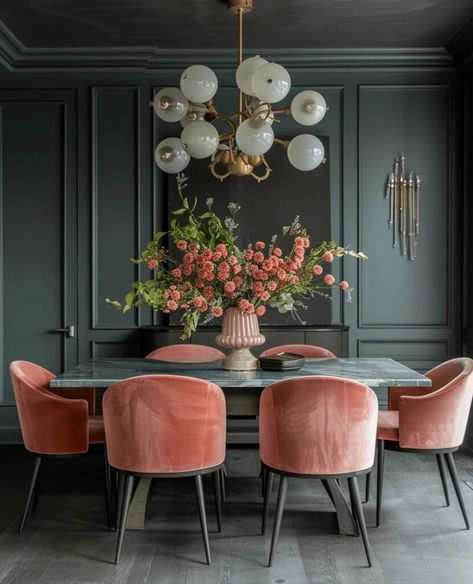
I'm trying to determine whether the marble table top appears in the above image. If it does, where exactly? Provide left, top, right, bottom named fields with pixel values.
left=50, top=357, right=431, bottom=389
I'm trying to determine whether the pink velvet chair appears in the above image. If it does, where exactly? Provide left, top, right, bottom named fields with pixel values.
left=146, top=344, right=225, bottom=362
left=259, top=344, right=336, bottom=359
left=373, top=357, right=473, bottom=529
left=103, top=374, right=226, bottom=565
left=9, top=361, right=112, bottom=533
left=259, top=376, right=378, bottom=567
left=147, top=343, right=227, bottom=501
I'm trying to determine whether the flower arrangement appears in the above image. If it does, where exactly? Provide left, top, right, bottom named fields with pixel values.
left=107, top=174, right=367, bottom=339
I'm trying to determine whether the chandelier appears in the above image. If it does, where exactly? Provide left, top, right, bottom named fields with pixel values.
left=153, top=0, right=327, bottom=182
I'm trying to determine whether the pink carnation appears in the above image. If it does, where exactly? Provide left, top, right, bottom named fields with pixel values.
left=324, top=274, right=335, bottom=286
left=166, top=300, right=178, bottom=311
left=211, top=306, right=223, bottom=317
left=171, top=268, right=182, bottom=280
left=216, top=243, right=228, bottom=257
left=239, top=299, right=251, bottom=312
left=261, top=291, right=270, bottom=301
left=224, top=281, right=236, bottom=294
left=339, top=280, right=350, bottom=290
left=253, top=252, right=264, bottom=264
left=312, top=265, right=323, bottom=276
left=273, top=247, right=282, bottom=257
left=256, top=305, right=266, bottom=317
left=229, top=255, right=238, bottom=265
left=277, top=269, right=287, bottom=281
left=146, top=258, right=158, bottom=270
left=255, top=241, right=265, bottom=250
left=322, top=251, right=334, bottom=263
left=267, top=280, right=277, bottom=291
left=176, top=240, right=187, bottom=251
left=245, top=249, right=254, bottom=261
left=170, top=289, right=181, bottom=301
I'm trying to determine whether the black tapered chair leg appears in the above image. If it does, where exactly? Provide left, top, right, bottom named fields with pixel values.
left=268, top=475, right=288, bottom=568
left=262, top=470, right=274, bottom=535
left=320, top=479, right=336, bottom=507
left=348, top=477, right=373, bottom=567
left=436, top=453, right=450, bottom=507
left=31, top=458, right=47, bottom=515
left=376, top=440, right=385, bottom=528
left=445, top=452, right=470, bottom=529
left=195, top=474, right=211, bottom=565
left=261, top=464, right=266, bottom=498
left=19, top=456, right=42, bottom=534
left=219, top=467, right=226, bottom=503
left=115, top=473, right=125, bottom=533
left=114, top=474, right=134, bottom=564
left=103, top=445, right=113, bottom=529
left=348, top=479, right=360, bottom=537
left=365, top=472, right=371, bottom=503
left=213, top=471, right=222, bottom=533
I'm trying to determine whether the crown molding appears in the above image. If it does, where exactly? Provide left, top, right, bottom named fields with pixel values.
left=0, top=20, right=456, bottom=73
left=447, top=18, right=473, bottom=73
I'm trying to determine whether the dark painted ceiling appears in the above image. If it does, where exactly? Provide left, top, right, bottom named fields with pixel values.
left=0, top=0, right=472, bottom=50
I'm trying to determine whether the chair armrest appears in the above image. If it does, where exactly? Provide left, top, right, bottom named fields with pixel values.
left=388, top=386, right=434, bottom=411
left=50, top=387, right=96, bottom=415
left=20, top=391, right=90, bottom=455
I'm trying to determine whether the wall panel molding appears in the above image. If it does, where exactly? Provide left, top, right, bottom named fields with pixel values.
left=91, top=86, right=141, bottom=330
left=357, top=84, right=454, bottom=330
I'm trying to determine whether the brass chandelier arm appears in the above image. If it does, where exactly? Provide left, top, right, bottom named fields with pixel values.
left=250, top=155, right=271, bottom=182
left=274, top=137, right=291, bottom=148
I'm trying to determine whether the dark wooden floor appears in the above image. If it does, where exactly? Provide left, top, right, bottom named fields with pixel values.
left=1, top=445, right=473, bottom=583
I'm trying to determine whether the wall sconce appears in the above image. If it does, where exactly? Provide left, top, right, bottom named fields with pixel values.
left=386, top=154, right=420, bottom=261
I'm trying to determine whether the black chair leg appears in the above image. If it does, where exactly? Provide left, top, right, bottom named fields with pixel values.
left=262, top=469, right=274, bottom=535
left=348, top=479, right=360, bottom=537
left=376, top=440, right=385, bottom=528
left=268, top=475, right=288, bottom=568
left=320, top=478, right=336, bottom=507
left=261, top=464, right=266, bottom=498
left=213, top=471, right=222, bottom=533
left=31, top=458, right=47, bottom=515
left=19, top=456, right=42, bottom=534
left=445, top=452, right=470, bottom=529
left=195, top=474, right=211, bottom=565
left=436, top=453, right=450, bottom=507
left=219, top=467, right=226, bottom=503
left=115, top=473, right=125, bottom=533
left=348, top=477, right=373, bottom=567
left=365, top=472, right=371, bottom=503
left=103, top=445, right=113, bottom=529
left=114, top=474, right=134, bottom=564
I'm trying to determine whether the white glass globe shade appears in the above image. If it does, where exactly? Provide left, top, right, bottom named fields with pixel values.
left=154, top=138, right=190, bottom=173
left=235, top=118, right=274, bottom=156
left=180, top=120, right=219, bottom=159
left=291, top=90, right=327, bottom=126
left=180, top=65, right=218, bottom=103
left=287, top=134, right=325, bottom=171
left=236, top=55, right=268, bottom=95
left=152, top=88, right=189, bottom=122
left=251, top=62, right=291, bottom=104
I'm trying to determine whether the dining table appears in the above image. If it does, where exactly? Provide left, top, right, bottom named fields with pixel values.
left=50, top=356, right=431, bottom=534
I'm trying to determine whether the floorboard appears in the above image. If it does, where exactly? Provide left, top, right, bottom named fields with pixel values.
left=1, top=445, right=473, bottom=583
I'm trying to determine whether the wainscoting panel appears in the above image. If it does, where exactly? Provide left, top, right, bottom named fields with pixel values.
left=358, top=85, right=452, bottom=329
left=91, top=86, right=140, bottom=330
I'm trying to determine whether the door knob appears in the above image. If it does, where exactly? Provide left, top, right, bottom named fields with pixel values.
left=50, top=325, right=76, bottom=338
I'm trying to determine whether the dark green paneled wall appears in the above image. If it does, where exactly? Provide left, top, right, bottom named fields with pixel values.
left=0, top=55, right=462, bottom=442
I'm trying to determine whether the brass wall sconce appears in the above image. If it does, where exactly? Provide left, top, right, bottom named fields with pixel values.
left=386, top=155, right=420, bottom=261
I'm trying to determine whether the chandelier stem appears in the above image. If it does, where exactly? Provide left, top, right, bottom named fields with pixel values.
left=238, top=8, right=244, bottom=125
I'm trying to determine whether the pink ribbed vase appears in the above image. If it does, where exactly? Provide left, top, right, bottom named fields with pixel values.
left=215, top=307, right=266, bottom=370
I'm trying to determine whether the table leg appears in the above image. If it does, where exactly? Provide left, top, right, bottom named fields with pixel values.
left=323, top=479, right=357, bottom=536
left=125, top=477, right=152, bottom=530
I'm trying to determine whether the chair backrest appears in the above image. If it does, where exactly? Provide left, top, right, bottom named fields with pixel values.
left=103, top=375, right=226, bottom=474
left=146, top=344, right=225, bottom=362
left=398, top=357, right=473, bottom=449
left=260, top=376, right=378, bottom=476
left=259, top=344, right=336, bottom=359
left=9, top=361, right=89, bottom=455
